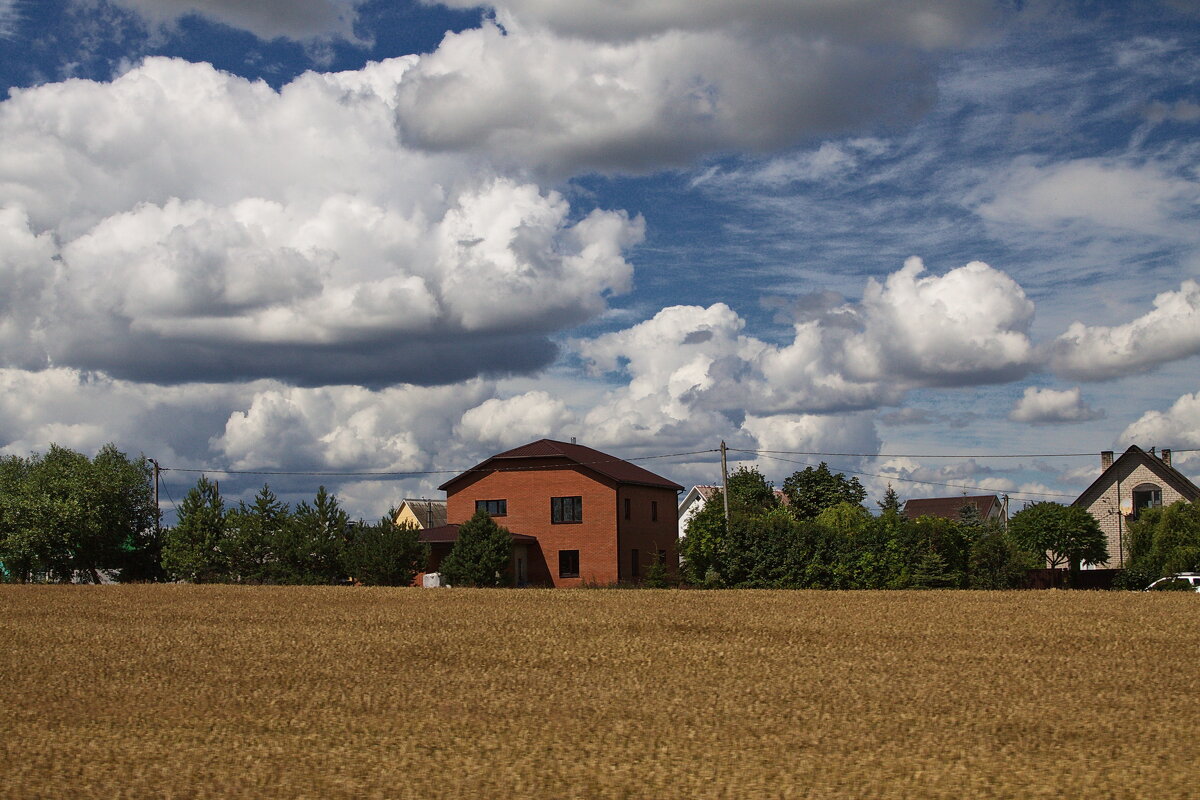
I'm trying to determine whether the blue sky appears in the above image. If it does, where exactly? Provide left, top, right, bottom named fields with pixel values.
left=1, top=0, right=1198, bottom=519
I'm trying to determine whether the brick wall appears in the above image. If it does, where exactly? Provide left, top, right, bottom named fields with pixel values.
left=616, top=485, right=680, bottom=581
left=446, top=461, right=620, bottom=586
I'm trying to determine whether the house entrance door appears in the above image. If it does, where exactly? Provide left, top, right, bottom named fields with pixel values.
left=514, top=545, right=528, bottom=586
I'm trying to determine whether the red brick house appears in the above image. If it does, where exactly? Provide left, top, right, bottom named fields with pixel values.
left=436, top=439, right=683, bottom=587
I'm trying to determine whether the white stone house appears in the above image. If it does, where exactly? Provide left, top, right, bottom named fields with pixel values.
left=1073, top=446, right=1200, bottom=567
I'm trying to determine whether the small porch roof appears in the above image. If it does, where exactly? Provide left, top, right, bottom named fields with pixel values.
left=419, top=524, right=539, bottom=545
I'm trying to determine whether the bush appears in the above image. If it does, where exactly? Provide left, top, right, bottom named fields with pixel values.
left=440, top=510, right=513, bottom=587
left=642, top=559, right=670, bottom=588
left=341, top=516, right=428, bottom=586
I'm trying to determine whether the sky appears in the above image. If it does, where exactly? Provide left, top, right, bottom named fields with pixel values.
left=1, top=0, right=1198, bottom=521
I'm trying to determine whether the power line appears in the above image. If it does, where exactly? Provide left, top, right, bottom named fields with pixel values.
left=155, top=443, right=1189, bottom=499
left=734, top=447, right=1199, bottom=459
left=157, top=448, right=719, bottom=478
left=745, top=450, right=1077, bottom=500
left=160, top=480, right=178, bottom=514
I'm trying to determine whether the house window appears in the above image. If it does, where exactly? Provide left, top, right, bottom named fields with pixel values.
left=651, top=500, right=658, bottom=521
left=657, top=549, right=667, bottom=565
left=624, top=497, right=631, bottom=520
left=475, top=499, right=507, bottom=517
left=559, top=550, right=580, bottom=578
left=551, top=496, right=583, bottom=524
left=1131, top=484, right=1162, bottom=519
left=631, top=549, right=640, bottom=579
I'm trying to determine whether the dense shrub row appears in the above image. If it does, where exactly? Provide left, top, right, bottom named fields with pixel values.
left=680, top=466, right=1098, bottom=590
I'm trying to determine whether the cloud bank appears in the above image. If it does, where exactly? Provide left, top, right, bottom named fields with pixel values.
left=0, top=57, right=642, bottom=386
left=393, top=0, right=996, bottom=174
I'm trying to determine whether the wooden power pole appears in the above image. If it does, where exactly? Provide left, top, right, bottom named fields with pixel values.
left=720, top=440, right=730, bottom=531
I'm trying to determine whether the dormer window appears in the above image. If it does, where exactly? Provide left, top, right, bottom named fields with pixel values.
left=1131, top=484, right=1162, bottom=518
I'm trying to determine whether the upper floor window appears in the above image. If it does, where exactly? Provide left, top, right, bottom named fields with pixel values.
left=476, top=499, right=507, bottom=517
left=551, top=496, right=583, bottom=524
left=651, top=500, right=658, bottom=522
left=1131, top=484, right=1162, bottom=519
left=624, top=498, right=631, bottom=520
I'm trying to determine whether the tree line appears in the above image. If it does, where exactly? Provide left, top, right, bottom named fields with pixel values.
left=0, top=444, right=426, bottom=586
left=681, top=464, right=1117, bottom=590
left=161, top=477, right=428, bottom=586
left=4, top=445, right=1199, bottom=589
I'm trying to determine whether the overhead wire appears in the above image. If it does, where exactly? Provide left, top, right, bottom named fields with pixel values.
left=157, top=448, right=721, bottom=478
left=156, top=444, right=1191, bottom=500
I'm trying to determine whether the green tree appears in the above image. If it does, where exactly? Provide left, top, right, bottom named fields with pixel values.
left=276, top=486, right=348, bottom=584
left=680, top=490, right=732, bottom=585
left=726, top=466, right=779, bottom=513
left=225, top=485, right=288, bottom=583
left=909, top=551, right=958, bottom=589
left=967, top=523, right=1036, bottom=589
left=341, top=514, right=428, bottom=586
left=680, top=469, right=781, bottom=586
left=161, top=476, right=227, bottom=582
left=0, top=444, right=158, bottom=583
left=815, top=501, right=873, bottom=536
left=888, top=515, right=970, bottom=589
left=1118, top=501, right=1200, bottom=590
left=877, top=484, right=902, bottom=515
left=440, top=510, right=513, bottom=587
left=91, top=445, right=161, bottom=582
left=1008, top=502, right=1108, bottom=587
left=782, top=463, right=867, bottom=520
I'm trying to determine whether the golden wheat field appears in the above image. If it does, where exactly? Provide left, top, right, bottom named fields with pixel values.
left=2, top=587, right=1198, bottom=800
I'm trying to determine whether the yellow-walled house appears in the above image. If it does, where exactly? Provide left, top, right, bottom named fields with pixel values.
left=394, top=498, right=447, bottom=529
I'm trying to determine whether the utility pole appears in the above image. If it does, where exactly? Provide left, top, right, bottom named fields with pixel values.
left=150, top=458, right=161, bottom=533
left=1001, top=493, right=1009, bottom=533
left=720, top=440, right=730, bottom=532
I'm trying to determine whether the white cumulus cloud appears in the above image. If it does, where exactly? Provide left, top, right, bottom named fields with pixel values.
left=576, top=258, right=1038, bottom=448
left=456, top=391, right=576, bottom=448
left=843, top=257, right=1036, bottom=386
left=102, top=0, right=369, bottom=42
left=1009, top=386, right=1104, bottom=424
left=976, top=157, right=1200, bottom=237
left=1120, top=390, right=1200, bottom=469
left=1049, top=280, right=1200, bottom=381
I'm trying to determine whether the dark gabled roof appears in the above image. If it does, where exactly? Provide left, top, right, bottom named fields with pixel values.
left=902, top=495, right=1001, bottom=521
left=1073, top=445, right=1200, bottom=509
left=419, top=524, right=538, bottom=544
left=439, top=439, right=684, bottom=492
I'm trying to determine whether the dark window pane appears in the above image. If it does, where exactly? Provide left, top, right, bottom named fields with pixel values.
left=651, top=500, right=658, bottom=521
left=551, top=496, right=582, bottom=523
left=631, top=549, right=639, bottom=579
left=559, top=550, right=579, bottom=578
left=475, top=499, right=507, bottom=516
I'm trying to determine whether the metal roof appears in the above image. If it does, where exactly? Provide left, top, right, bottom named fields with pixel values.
left=438, top=439, right=684, bottom=492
